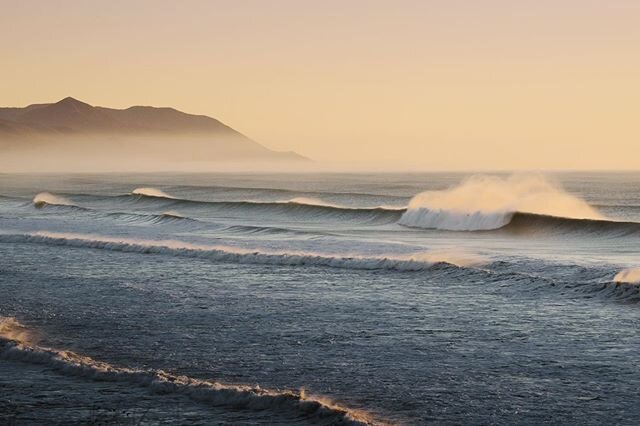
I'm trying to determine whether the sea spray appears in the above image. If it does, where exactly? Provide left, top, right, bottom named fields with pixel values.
left=614, top=268, right=640, bottom=284
left=33, top=192, right=75, bottom=208
left=400, top=174, right=603, bottom=231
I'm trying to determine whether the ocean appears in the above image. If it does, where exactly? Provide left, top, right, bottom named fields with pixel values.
left=1, top=172, right=639, bottom=425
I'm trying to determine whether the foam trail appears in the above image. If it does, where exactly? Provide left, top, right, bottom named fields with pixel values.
left=614, top=268, right=640, bottom=284
left=33, top=192, right=75, bottom=208
left=0, top=231, right=481, bottom=271
left=0, top=317, right=375, bottom=425
left=132, top=187, right=175, bottom=199
left=400, top=174, right=603, bottom=231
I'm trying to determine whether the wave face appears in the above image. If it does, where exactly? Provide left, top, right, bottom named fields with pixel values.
left=505, top=213, right=640, bottom=237
left=0, top=317, right=373, bottom=426
left=399, top=174, right=603, bottom=231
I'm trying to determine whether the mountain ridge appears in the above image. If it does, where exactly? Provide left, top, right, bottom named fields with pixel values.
left=0, top=97, right=307, bottom=163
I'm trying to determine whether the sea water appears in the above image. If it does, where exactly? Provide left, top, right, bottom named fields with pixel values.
left=1, top=172, right=639, bottom=424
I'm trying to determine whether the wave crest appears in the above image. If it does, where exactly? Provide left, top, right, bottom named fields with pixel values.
left=399, top=174, right=603, bottom=231
left=614, top=268, right=640, bottom=284
left=33, top=192, right=75, bottom=208
left=132, top=187, right=175, bottom=199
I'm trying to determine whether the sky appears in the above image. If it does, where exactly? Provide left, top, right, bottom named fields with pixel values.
left=1, top=0, right=639, bottom=170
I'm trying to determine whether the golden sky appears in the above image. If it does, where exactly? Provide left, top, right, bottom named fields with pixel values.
left=2, top=0, right=639, bottom=170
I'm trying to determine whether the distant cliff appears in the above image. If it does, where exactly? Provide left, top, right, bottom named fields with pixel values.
left=0, top=97, right=307, bottom=164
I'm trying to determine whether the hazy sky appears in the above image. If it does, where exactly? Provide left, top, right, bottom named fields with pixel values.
left=2, top=0, right=639, bottom=170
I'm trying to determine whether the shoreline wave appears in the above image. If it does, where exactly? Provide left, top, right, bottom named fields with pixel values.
left=0, top=317, right=376, bottom=425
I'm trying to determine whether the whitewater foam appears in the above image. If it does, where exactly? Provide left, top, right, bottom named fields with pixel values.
left=400, top=174, right=603, bottom=231
left=614, top=268, right=640, bottom=284
left=0, top=317, right=374, bottom=425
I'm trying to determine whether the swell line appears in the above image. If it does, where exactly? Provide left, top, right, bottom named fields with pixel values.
left=0, top=232, right=467, bottom=271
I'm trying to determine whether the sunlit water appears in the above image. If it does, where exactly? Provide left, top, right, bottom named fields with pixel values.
left=1, top=172, right=639, bottom=425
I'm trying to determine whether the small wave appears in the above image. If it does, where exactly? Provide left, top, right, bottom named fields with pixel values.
left=161, top=210, right=184, bottom=219
left=614, top=268, right=640, bottom=284
left=400, top=174, right=603, bottom=231
left=33, top=192, right=76, bottom=208
left=132, top=187, right=175, bottom=199
left=0, top=232, right=478, bottom=271
left=0, top=317, right=375, bottom=425
left=104, top=211, right=199, bottom=226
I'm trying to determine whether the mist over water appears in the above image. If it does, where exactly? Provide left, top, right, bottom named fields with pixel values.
left=1, top=171, right=640, bottom=424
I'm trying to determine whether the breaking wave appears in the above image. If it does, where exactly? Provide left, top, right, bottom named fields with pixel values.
left=400, top=175, right=606, bottom=231
left=33, top=192, right=76, bottom=208
left=0, top=317, right=375, bottom=425
left=0, top=231, right=483, bottom=270
left=132, top=187, right=175, bottom=199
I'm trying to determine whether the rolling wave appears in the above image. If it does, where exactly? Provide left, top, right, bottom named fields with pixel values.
left=0, top=317, right=375, bottom=426
left=26, top=185, right=640, bottom=236
left=128, top=190, right=404, bottom=224
left=1, top=232, right=636, bottom=302
left=0, top=231, right=480, bottom=270
left=161, top=184, right=411, bottom=207
left=504, top=213, right=640, bottom=237
left=31, top=197, right=199, bottom=226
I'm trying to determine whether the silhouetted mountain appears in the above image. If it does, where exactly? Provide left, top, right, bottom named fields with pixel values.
left=0, top=97, right=307, bottom=163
